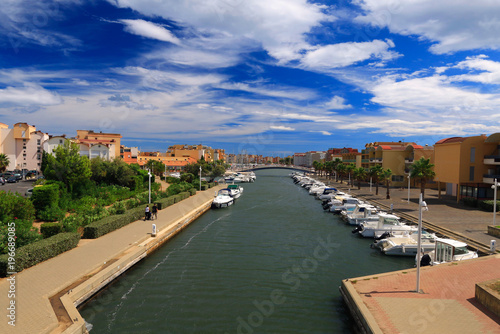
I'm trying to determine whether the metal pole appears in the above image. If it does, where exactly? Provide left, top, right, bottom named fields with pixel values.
left=408, top=175, right=410, bottom=203
left=199, top=166, right=202, bottom=191
left=493, top=179, right=498, bottom=226
left=164, top=163, right=166, bottom=182
left=148, top=170, right=151, bottom=204
left=370, top=177, right=372, bottom=192
left=416, top=193, right=423, bottom=293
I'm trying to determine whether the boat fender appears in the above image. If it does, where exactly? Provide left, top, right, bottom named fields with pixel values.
left=351, top=226, right=362, bottom=234
left=374, top=231, right=391, bottom=241
left=420, top=254, right=432, bottom=267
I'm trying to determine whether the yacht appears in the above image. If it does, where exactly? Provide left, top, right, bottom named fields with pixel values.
left=227, top=184, right=243, bottom=199
left=341, top=203, right=381, bottom=225
left=355, top=213, right=418, bottom=238
left=316, top=187, right=338, bottom=200
left=212, top=189, right=234, bottom=208
left=418, top=238, right=478, bottom=266
left=329, top=197, right=362, bottom=213
left=373, top=231, right=438, bottom=256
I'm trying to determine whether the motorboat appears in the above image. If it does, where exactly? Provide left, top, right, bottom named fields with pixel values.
left=372, top=231, right=438, bottom=256
left=317, top=187, right=338, bottom=200
left=341, top=203, right=381, bottom=225
left=355, top=213, right=418, bottom=238
left=212, top=189, right=234, bottom=208
left=309, top=183, right=326, bottom=195
left=329, top=197, right=362, bottom=213
left=227, top=184, right=243, bottom=199
left=418, top=238, right=478, bottom=266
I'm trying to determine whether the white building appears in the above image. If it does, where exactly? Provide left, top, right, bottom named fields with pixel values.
left=0, top=122, right=47, bottom=171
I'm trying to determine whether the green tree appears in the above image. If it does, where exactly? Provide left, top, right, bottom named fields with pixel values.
left=380, top=168, right=393, bottom=199
left=336, top=163, right=346, bottom=183
left=353, top=167, right=366, bottom=190
left=368, top=165, right=384, bottom=195
left=43, top=141, right=92, bottom=192
left=0, top=153, right=9, bottom=172
left=145, top=159, right=165, bottom=177
left=410, top=157, right=436, bottom=199
left=346, top=163, right=356, bottom=187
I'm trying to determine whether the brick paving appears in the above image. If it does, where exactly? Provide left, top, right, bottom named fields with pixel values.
left=0, top=186, right=222, bottom=334
left=346, top=255, right=500, bottom=334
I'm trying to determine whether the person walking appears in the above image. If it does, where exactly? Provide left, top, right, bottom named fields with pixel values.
left=152, top=204, right=158, bottom=220
left=145, top=205, right=150, bottom=221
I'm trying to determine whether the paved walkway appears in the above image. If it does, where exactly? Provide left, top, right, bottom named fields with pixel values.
left=316, top=177, right=500, bottom=247
left=343, top=254, right=500, bottom=334
left=0, top=186, right=222, bottom=334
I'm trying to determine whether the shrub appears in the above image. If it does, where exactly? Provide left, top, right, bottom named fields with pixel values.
left=40, top=222, right=63, bottom=238
left=83, top=207, right=145, bottom=239
left=0, top=232, right=80, bottom=277
left=0, top=219, right=42, bottom=255
left=201, top=184, right=209, bottom=191
left=479, top=200, right=500, bottom=212
left=32, top=184, right=60, bottom=218
left=0, top=192, right=36, bottom=223
left=60, top=215, right=85, bottom=233
left=189, top=188, right=197, bottom=196
left=38, top=206, right=65, bottom=222
left=156, top=196, right=175, bottom=209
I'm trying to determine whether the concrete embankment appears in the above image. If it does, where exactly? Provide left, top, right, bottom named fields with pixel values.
left=340, top=254, right=500, bottom=334
left=0, top=185, right=224, bottom=334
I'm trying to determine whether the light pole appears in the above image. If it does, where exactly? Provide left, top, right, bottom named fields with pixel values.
left=407, top=174, right=411, bottom=203
left=370, top=177, right=372, bottom=192
left=164, top=163, right=167, bottom=182
left=492, top=179, right=498, bottom=226
left=416, top=192, right=428, bottom=293
left=148, top=169, right=152, bottom=204
left=199, top=166, right=202, bottom=191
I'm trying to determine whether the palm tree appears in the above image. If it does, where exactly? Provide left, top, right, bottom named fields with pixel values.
left=368, top=165, right=384, bottom=195
left=346, top=163, right=356, bottom=187
left=332, top=158, right=342, bottom=181
left=380, top=168, right=393, bottom=199
left=336, top=163, right=346, bottom=184
left=353, top=167, right=366, bottom=190
left=0, top=153, right=10, bottom=172
left=410, top=157, right=435, bottom=199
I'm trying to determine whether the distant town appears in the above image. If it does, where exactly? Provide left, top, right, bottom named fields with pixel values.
left=1, top=122, right=500, bottom=202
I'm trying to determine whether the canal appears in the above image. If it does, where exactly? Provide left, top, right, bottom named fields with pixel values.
left=80, top=169, right=414, bottom=333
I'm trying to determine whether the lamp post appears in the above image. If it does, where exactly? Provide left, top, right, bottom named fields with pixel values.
left=416, top=192, right=428, bottom=293
left=199, top=166, right=202, bottom=191
left=148, top=169, right=151, bottom=204
left=370, top=177, right=372, bottom=192
left=407, top=174, right=411, bottom=203
left=164, top=163, right=167, bottom=182
left=493, top=179, right=498, bottom=226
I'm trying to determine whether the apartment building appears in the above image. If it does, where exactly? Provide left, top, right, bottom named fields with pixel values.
left=120, top=146, right=138, bottom=164
left=434, top=134, right=498, bottom=201
left=0, top=122, right=48, bottom=171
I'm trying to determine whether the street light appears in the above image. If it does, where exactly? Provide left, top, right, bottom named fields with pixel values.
left=416, top=192, right=428, bottom=293
left=148, top=169, right=152, bottom=204
left=199, top=166, right=202, bottom=191
left=407, top=174, right=411, bottom=203
left=492, top=179, right=498, bottom=226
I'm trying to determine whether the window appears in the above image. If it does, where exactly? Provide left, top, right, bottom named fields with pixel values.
left=59, top=139, right=63, bottom=144
left=22, top=130, right=26, bottom=137
left=392, top=175, right=404, bottom=182
left=470, top=147, right=475, bottom=163
left=37, top=154, right=41, bottom=160
left=37, top=139, right=41, bottom=145
left=469, top=166, right=475, bottom=181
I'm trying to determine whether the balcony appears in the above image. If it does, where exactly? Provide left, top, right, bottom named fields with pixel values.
left=405, top=158, right=414, bottom=164
left=483, top=174, right=500, bottom=184
left=484, top=155, right=500, bottom=165
left=370, top=158, right=382, bottom=163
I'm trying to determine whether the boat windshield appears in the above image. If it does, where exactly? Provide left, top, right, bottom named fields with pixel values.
left=454, top=246, right=469, bottom=255
left=383, top=218, right=399, bottom=225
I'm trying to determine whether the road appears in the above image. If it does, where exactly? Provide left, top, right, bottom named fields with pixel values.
left=1, top=178, right=37, bottom=197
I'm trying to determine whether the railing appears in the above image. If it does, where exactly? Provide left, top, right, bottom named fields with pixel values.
left=484, top=155, right=500, bottom=164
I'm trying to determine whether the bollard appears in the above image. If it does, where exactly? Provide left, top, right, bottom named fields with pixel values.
left=491, top=240, right=496, bottom=254
left=152, top=224, right=157, bottom=237
left=390, top=203, right=393, bottom=213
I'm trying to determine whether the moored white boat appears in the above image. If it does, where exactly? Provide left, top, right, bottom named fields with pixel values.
left=341, top=203, right=381, bottom=225
left=373, top=231, right=438, bottom=256
left=227, top=184, right=243, bottom=199
left=355, top=213, right=417, bottom=238
left=212, top=189, right=234, bottom=208
left=418, top=238, right=478, bottom=266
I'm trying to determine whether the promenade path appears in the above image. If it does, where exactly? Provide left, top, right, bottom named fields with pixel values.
left=316, top=176, right=500, bottom=248
left=0, top=186, right=222, bottom=334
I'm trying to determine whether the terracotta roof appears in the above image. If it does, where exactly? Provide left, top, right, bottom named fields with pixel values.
left=435, top=137, right=466, bottom=144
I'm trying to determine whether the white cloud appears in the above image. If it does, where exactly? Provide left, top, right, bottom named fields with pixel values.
left=0, top=83, right=62, bottom=106
left=301, top=40, right=399, bottom=69
left=355, top=0, right=500, bottom=54
left=145, top=47, right=241, bottom=69
left=120, top=19, right=181, bottom=45
left=217, top=82, right=316, bottom=100
left=310, top=130, right=332, bottom=135
left=270, top=125, right=295, bottom=131
left=110, top=0, right=331, bottom=63
left=325, top=96, right=352, bottom=110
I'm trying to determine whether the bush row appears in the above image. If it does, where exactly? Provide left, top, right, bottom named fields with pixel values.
left=82, top=191, right=194, bottom=239
left=0, top=232, right=80, bottom=277
left=461, top=198, right=500, bottom=211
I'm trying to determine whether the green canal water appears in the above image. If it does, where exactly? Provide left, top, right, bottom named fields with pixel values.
left=79, top=169, right=414, bottom=333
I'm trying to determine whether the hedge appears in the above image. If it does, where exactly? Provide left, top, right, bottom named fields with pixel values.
left=32, top=184, right=60, bottom=216
left=83, top=207, right=145, bottom=239
left=0, top=232, right=80, bottom=277
left=40, top=222, right=63, bottom=238
left=156, top=196, right=175, bottom=209
left=189, top=188, right=197, bottom=196
left=201, top=184, right=209, bottom=191
left=479, top=200, right=500, bottom=212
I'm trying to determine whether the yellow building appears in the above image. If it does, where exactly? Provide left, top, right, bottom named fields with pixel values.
left=76, top=130, right=122, bottom=158
left=434, top=135, right=498, bottom=201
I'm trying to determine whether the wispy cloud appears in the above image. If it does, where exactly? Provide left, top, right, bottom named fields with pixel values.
left=120, top=19, right=181, bottom=45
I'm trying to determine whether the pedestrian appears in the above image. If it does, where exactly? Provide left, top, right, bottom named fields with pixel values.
left=152, top=204, right=158, bottom=220
left=145, top=205, right=150, bottom=221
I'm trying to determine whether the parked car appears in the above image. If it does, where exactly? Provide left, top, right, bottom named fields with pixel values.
left=25, top=188, right=33, bottom=197
left=14, top=173, right=22, bottom=181
left=7, top=176, right=18, bottom=183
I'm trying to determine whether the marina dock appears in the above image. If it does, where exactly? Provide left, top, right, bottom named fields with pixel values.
left=340, top=254, right=500, bottom=334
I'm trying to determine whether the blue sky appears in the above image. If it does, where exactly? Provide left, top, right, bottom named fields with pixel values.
left=1, top=0, right=500, bottom=156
